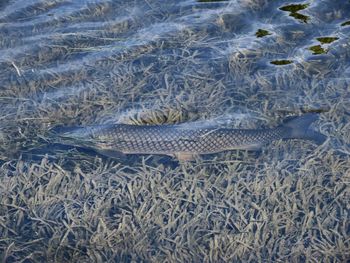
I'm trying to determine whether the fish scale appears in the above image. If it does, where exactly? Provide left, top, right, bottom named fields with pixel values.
left=56, top=113, right=326, bottom=160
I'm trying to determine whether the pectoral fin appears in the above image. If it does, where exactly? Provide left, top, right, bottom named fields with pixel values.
left=174, top=152, right=198, bottom=161
left=243, top=144, right=263, bottom=151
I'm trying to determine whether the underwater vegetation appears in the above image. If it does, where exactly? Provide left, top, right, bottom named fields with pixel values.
left=255, top=29, right=272, bottom=38
left=316, top=37, right=339, bottom=44
left=308, top=45, right=327, bottom=55
left=308, top=37, right=339, bottom=54
left=270, top=60, right=293, bottom=65
left=279, top=3, right=310, bottom=23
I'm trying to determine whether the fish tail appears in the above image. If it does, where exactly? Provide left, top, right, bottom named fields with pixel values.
left=281, top=113, right=326, bottom=144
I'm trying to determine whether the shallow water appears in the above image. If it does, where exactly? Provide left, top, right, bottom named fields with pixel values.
left=0, top=0, right=349, bottom=262
left=0, top=0, right=349, bottom=158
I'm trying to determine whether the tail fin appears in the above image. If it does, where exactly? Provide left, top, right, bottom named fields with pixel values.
left=282, top=113, right=326, bottom=144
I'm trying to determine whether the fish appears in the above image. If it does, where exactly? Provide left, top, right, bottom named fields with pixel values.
left=53, top=113, right=326, bottom=161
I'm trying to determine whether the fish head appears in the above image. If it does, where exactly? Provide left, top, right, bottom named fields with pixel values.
left=51, top=126, right=97, bottom=148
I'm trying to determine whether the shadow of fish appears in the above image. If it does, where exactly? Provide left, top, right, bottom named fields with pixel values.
left=53, top=113, right=326, bottom=161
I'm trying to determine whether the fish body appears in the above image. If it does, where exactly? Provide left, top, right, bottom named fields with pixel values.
left=55, top=113, right=326, bottom=160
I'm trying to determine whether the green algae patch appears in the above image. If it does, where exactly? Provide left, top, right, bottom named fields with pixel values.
left=279, top=3, right=309, bottom=12
left=255, top=29, right=272, bottom=38
left=307, top=37, right=338, bottom=55
left=279, top=3, right=310, bottom=23
left=270, top=60, right=293, bottom=65
left=341, top=20, right=350, bottom=26
left=308, top=45, right=327, bottom=55
left=316, top=37, right=339, bottom=44
left=289, top=12, right=309, bottom=23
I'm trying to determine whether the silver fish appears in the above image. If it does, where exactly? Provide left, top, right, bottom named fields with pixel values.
left=54, top=113, right=326, bottom=160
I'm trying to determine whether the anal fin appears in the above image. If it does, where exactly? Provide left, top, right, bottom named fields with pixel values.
left=95, top=149, right=126, bottom=159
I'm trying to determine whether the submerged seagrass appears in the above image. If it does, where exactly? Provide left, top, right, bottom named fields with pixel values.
left=54, top=113, right=326, bottom=160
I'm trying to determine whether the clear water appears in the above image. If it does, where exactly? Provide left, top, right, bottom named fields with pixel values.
left=0, top=0, right=349, bottom=262
left=0, top=0, right=349, bottom=158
